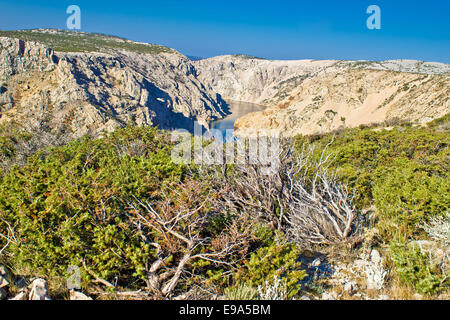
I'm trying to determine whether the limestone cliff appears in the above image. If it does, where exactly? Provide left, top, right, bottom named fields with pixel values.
left=1, top=30, right=448, bottom=139
left=0, top=30, right=227, bottom=138
left=195, top=55, right=449, bottom=137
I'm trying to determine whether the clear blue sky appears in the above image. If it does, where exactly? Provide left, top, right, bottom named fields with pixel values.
left=0, top=0, right=449, bottom=63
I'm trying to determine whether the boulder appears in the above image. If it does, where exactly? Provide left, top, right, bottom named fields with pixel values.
left=321, top=291, right=338, bottom=300
left=28, top=278, right=51, bottom=300
left=0, top=265, right=11, bottom=288
left=10, top=291, right=27, bottom=300
left=365, top=249, right=387, bottom=290
left=69, top=290, right=93, bottom=300
left=343, top=281, right=358, bottom=294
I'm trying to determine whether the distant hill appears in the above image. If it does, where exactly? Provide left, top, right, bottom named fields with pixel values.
left=0, top=28, right=448, bottom=139
left=194, top=55, right=450, bottom=137
left=0, top=29, right=227, bottom=139
left=0, top=29, right=173, bottom=54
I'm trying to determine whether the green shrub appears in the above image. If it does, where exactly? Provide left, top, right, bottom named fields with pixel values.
left=293, top=118, right=449, bottom=243
left=234, top=242, right=306, bottom=298
left=0, top=30, right=172, bottom=54
left=389, top=242, right=448, bottom=295
left=0, top=126, right=185, bottom=285
left=224, top=284, right=258, bottom=300
left=427, top=113, right=450, bottom=129
left=0, top=125, right=268, bottom=295
left=373, top=161, right=449, bottom=240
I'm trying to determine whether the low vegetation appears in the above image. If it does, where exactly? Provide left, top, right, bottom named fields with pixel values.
left=0, top=114, right=448, bottom=299
left=0, top=29, right=173, bottom=54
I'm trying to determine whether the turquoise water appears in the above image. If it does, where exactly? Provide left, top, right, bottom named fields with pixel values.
left=210, top=100, right=266, bottom=141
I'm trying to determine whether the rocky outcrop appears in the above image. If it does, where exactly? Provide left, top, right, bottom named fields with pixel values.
left=28, top=278, right=51, bottom=300
left=69, top=290, right=93, bottom=300
left=1, top=31, right=448, bottom=139
left=194, top=55, right=336, bottom=105
left=195, top=55, right=449, bottom=137
left=234, top=68, right=449, bottom=136
left=0, top=265, right=10, bottom=289
left=0, top=264, right=94, bottom=300
left=0, top=34, right=227, bottom=138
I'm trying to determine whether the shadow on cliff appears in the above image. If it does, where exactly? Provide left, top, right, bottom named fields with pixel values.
left=66, top=56, right=230, bottom=135
left=144, top=81, right=230, bottom=135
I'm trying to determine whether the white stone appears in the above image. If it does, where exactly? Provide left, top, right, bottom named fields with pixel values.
left=28, top=278, right=51, bottom=300
left=321, top=292, right=338, bottom=300
left=365, top=250, right=387, bottom=290
left=69, top=290, right=93, bottom=300
left=0, top=265, right=10, bottom=288
left=370, top=249, right=382, bottom=265
left=310, top=258, right=321, bottom=267
left=9, top=291, right=27, bottom=300
left=412, top=293, right=424, bottom=300
left=344, top=282, right=357, bottom=294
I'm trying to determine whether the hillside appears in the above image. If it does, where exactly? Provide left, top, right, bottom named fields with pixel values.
left=0, top=29, right=227, bottom=139
left=0, top=116, right=448, bottom=300
left=0, top=29, right=448, bottom=302
left=235, top=67, right=449, bottom=136
left=1, top=30, right=448, bottom=140
left=0, top=29, right=173, bottom=54
left=194, top=55, right=449, bottom=137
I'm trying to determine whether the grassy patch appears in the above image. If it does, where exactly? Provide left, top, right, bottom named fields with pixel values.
left=0, top=29, right=173, bottom=54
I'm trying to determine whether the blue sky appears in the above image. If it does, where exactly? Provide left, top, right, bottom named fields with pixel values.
left=0, top=0, right=449, bottom=62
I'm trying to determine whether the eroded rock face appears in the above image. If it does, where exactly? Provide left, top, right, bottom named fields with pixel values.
left=234, top=68, right=449, bottom=137
left=195, top=55, right=450, bottom=137
left=1, top=35, right=448, bottom=139
left=194, top=55, right=337, bottom=106
left=0, top=36, right=227, bottom=138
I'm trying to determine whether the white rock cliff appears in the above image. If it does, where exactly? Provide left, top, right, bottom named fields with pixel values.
left=0, top=34, right=227, bottom=138
left=195, top=55, right=449, bottom=137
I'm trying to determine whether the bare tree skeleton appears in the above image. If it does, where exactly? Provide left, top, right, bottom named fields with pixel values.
left=286, top=141, right=360, bottom=246
left=195, top=136, right=360, bottom=246
left=126, top=188, right=249, bottom=297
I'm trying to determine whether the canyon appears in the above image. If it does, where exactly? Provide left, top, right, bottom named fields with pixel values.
left=0, top=29, right=449, bottom=139
left=194, top=55, right=450, bottom=137
left=0, top=30, right=227, bottom=139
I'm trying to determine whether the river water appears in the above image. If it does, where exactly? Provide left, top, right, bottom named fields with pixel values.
left=210, top=100, right=266, bottom=141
